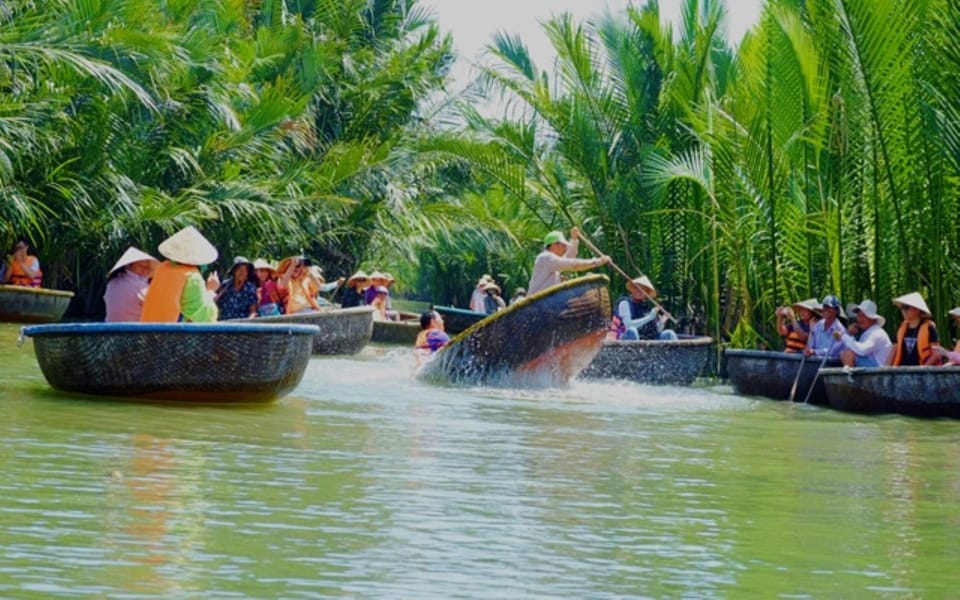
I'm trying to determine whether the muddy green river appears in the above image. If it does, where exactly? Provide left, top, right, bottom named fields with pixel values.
left=1, top=323, right=958, bottom=597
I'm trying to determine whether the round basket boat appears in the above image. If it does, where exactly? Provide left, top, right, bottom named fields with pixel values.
left=433, top=305, right=486, bottom=336
left=371, top=312, right=421, bottom=345
left=248, top=306, right=374, bottom=355
left=20, top=322, right=318, bottom=402
left=580, top=335, right=715, bottom=385
left=0, top=285, right=74, bottom=323
left=821, top=365, right=960, bottom=418
left=723, top=349, right=840, bottom=404
left=419, top=275, right=611, bottom=388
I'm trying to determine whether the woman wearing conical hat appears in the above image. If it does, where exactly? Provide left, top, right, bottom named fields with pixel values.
left=341, top=271, right=369, bottom=308
left=889, top=292, right=940, bottom=366
left=140, top=226, right=220, bottom=323
left=103, top=247, right=159, bottom=322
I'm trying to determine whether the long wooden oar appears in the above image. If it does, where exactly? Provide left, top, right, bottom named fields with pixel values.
left=577, top=233, right=677, bottom=324
left=786, top=353, right=807, bottom=403
left=801, top=343, right=838, bottom=404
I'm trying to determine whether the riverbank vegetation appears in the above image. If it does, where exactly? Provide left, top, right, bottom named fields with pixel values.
left=4, top=0, right=960, bottom=345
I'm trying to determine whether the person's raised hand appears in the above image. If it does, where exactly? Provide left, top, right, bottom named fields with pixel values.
left=206, top=271, right=220, bottom=292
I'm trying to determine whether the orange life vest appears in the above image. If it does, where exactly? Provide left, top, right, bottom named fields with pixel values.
left=782, top=320, right=813, bottom=353
left=890, top=319, right=935, bottom=366
left=140, top=261, right=197, bottom=322
left=7, top=257, right=42, bottom=287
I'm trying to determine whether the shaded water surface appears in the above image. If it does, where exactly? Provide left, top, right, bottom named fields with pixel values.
left=2, top=323, right=959, bottom=597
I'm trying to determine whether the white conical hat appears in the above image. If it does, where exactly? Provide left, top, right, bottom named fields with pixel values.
left=893, top=292, right=931, bottom=317
left=107, top=247, right=158, bottom=277
left=627, top=275, right=657, bottom=298
left=157, top=226, right=217, bottom=266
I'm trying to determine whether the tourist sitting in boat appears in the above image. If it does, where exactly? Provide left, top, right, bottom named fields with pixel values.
left=370, top=286, right=393, bottom=321
left=277, top=256, right=322, bottom=314
left=103, top=247, right=159, bottom=322
left=341, top=271, right=369, bottom=308
left=776, top=298, right=821, bottom=353
left=481, top=281, right=507, bottom=314
left=215, top=256, right=259, bottom=320
left=613, top=276, right=678, bottom=341
left=140, top=226, right=220, bottom=322
left=832, top=299, right=892, bottom=367
left=415, top=310, right=451, bottom=353
left=365, top=272, right=389, bottom=305
left=933, top=307, right=960, bottom=364
left=804, top=295, right=845, bottom=358
left=469, top=274, right=492, bottom=311
left=3, top=240, right=42, bottom=287
left=889, top=292, right=940, bottom=366
left=253, top=259, right=282, bottom=316
left=309, top=266, right=344, bottom=301
left=509, top=287, right=527, bottom=305
left=527, top=228, right=610, bottom=296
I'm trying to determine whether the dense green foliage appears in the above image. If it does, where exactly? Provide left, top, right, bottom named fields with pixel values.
left=432, top=0, right=960, bottom=346
left=0, top=0, right=451, bottom=315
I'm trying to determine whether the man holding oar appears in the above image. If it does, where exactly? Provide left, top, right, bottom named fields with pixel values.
left=614, top=276, right=678, bottom=341
left=527, top=228, right=610, bottom=296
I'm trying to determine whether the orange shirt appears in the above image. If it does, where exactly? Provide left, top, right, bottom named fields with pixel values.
left=140, top=262, right=197, bottom=322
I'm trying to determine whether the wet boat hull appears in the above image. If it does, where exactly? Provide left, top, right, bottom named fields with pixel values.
left=580, top=335, right=714, bottom=385
left=433, top=305, right=486, bottom=335
left=0, top=285, right=73, bottom=323
left=21, top=322, right=318, bottom=402
left=724, top=349, right=840, bottom=404
left=419, top=275, right=611, bottom=388
left=250, top=306, right=373, bottom=355
left=822, top=366, right=960, bottom=418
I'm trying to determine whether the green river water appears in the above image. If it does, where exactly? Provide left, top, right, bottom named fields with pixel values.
left=1, top=322, right=959, bottom=598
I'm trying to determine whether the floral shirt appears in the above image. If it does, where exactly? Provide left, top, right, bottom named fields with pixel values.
left=217, top=280, right=258, bottom=320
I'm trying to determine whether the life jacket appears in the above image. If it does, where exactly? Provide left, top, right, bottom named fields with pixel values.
left=140, top=261, right=198, bottom=322
left=615, top=295, right=659, bottom=340
left=890, top=319, right=935, bottom=366
left=783, top=320, right=812, bottom=353
left=7, top=257, right=42, bottom=287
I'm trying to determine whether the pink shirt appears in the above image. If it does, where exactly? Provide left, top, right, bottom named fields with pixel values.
left=104, top=270, right=150, bottom=322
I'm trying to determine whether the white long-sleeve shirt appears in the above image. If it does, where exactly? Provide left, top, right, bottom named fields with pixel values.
left=839, top=324, right=892, bottom=366
left=527, top=240, right=601, bottom=295
left=616, top=299, right=659, bottom=331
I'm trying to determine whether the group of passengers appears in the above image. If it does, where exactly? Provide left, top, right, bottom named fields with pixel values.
left=777, top=291, right=960, bottom=367
left=102, top=226, right=358, bottom=323
left=339, top=270, right=399, bottom=321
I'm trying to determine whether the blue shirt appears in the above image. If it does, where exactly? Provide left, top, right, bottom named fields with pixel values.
left=806, top=318, right=845, bottom=357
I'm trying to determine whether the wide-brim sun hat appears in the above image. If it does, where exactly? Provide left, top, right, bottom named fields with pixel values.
left=482, top=281, right=501, bottom=293
left=847, top=299, right=885, bottom=327
left=308, top=265, right=325, bottom=282
left=369, top=271, right=387, bottom=281
left=820, top=294, right=846, bottom=319
left=627, top=275, right=657, bottom=299
left=107, top=247, right=159, bottom=277
left=230, top=255, right=254, bottom=273
left=893, top=292, right=931, bottom=317
left=348, top=271, right=370, bottom=284
left=949, top=307, right=960, bottom=319
left=791, top=298, right=822, bottom=315
left=157, top=226, right=218, bottom=266
left=543, top=231, right=569, bottom=247
left=253, top=258, right=276, bottom=273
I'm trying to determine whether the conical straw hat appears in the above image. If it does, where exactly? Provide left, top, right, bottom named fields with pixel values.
left=157, top=226, right=217, bottom=266
left=627, top=275, right=657, bottom=298
left=107, top=247, right=158, bottom=277
left=893, top=292, right=931, bottom=317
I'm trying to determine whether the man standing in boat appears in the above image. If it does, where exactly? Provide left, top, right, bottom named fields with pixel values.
left=527, top=228, right=610, bottom=296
